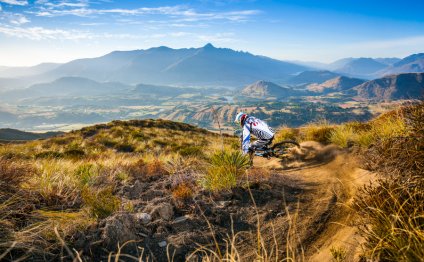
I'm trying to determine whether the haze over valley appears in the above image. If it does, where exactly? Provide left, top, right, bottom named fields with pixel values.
left=0, top=44, right=423, bottom=133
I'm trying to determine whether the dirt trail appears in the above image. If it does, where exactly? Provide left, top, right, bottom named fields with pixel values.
left=253, top=141, right=375, bottom=261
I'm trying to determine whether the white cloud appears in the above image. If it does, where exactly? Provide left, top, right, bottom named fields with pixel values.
left=10, top=13, right=29, bottom=25
left=0, top=25, right=93, bottom=40
left=45, top=2, right=88, bottom=8
left=0, top=24, right=195, bottom=41
left=30, top=4, right=261, bottom=23
left=0, top=0, right=28, bottom=6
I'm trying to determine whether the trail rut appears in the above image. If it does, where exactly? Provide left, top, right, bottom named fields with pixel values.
left=252, top=141, right=375, bottom=261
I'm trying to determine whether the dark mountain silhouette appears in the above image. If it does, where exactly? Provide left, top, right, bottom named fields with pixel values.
left=43, top=44, right=308, bottom=87
left=349, top=73, right=424, bottom=101
left=382, top=53, right=424, bottom=75
left=287, top=70, right=341, bottom=85
left=241, top=80, right=303, bottom=98
left=0, top=128, right=63, bottom=141
left=307, top=76, right=365, bottom=94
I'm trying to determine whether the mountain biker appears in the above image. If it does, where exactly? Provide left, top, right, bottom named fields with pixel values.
left=234, top=112, right=275, bottom=154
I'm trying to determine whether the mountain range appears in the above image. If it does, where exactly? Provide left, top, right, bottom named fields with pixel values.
left=35, top=44, right=308, bottom=87
left=0, top=44, right=423, bottom=99
left=350, top=73, right=424, bottom=101
left=241, top=73, right=423, bottom=101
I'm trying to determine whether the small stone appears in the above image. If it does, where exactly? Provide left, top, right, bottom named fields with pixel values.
left=101, top=212, right=137, bottom=249
left=153, top=203, right=174, bottom=221
left=134, top=212, right=152, bottom=225
left=158, top=241, right=167, bottom=248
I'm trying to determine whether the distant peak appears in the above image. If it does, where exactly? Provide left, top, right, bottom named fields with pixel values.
left=203, top=43, right=215, bottom=49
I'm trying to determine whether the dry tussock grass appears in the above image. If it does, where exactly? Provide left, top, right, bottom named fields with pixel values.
left=354, top=102, right=424, bottom=261
left=0, top=119, right=240, bottom=260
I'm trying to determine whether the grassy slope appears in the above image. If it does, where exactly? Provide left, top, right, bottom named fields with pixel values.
left=1, top=103, right=423, bottom=261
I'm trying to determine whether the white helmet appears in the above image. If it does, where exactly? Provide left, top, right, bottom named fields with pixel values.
left=234, top=112, right=246, bottom=123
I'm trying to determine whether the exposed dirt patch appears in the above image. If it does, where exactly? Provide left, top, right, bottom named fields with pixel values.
left=72, top=169, right=303, bottom=261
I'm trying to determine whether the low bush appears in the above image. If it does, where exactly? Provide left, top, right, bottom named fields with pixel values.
left=114, top=143, right=135, bottom=153
left=82, top=187, right=121, bottom=219
left=63, top=148, right=86, bottom=158
left=74, top=163, right=98, bottom=187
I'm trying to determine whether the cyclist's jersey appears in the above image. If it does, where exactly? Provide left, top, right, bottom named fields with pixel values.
left=241, top=116, right=275, bottom=154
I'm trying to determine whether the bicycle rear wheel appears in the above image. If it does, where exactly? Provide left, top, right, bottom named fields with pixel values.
left=271, top=140, right=300, bottom=158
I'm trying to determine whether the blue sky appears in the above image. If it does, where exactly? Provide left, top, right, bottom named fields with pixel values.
left=0, top=0, right=423, bottom=66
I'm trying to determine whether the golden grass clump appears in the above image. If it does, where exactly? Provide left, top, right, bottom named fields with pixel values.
left=274, top=126, right=299, bottom=143
left=300, top=120, right=335, bottom=144
left=329, top=125, right=355, bottom=148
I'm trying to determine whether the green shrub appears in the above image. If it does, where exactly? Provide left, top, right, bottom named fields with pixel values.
left=82, top=187, right=120, bottom=219
left=74, top=164, right=98, bottom=187
left=115, top=143, right=135, bottom=153
left=35, top=151, right=64, bottom=159
left=201, top=151, right=250, bottom=192
left=99, top=138, right=117, bottom=148
left=178, top=145, right=204, bottom=157
left=63, top=148, right=85, bottom=158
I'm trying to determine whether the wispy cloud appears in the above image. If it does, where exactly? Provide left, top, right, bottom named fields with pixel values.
left=30, top=4, right=260, bottom=23
left=0, top=0, right=28, bottom=6
left=0, top=25, right=93, bottom=40
left=0, top=11, right=30, bottom=25
left=0, top=24, right=195, bottom=41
